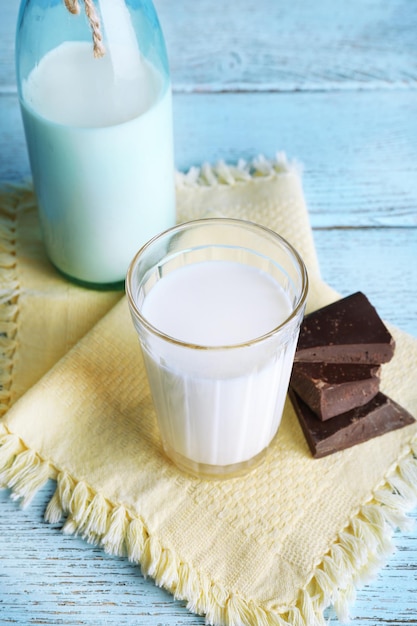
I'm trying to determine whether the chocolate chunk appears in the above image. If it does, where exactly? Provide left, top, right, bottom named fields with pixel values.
left=290, top=389, right=415, bottom=458
left=290, top=362, right=381, bottom=421
left=294, top=292, right=395, bottom=364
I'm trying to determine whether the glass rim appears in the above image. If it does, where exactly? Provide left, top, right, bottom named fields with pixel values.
left=125, top=217, right=309, bottom=351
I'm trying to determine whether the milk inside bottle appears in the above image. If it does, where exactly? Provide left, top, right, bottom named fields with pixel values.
left=16, top=0, right=175, bottom=286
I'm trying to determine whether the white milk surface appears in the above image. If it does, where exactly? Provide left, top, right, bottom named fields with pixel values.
left=139, top=260, right=298, bottom=468
left=21, top=41, right=175, bottom=284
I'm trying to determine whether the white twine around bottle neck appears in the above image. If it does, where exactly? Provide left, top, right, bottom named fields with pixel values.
left=64, top=0, right=105, bottom=58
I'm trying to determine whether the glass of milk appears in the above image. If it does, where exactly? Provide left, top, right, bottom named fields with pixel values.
left=15, top=0, right=175, bottom=288
left=126, top=218, right=308, bottom=479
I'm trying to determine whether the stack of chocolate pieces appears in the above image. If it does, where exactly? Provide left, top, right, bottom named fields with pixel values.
left=289, top=292, right=415, bottom=458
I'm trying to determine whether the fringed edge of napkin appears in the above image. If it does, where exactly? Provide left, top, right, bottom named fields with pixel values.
left=1, top=421, right=417, bottom=626
left=0, top=184, right=30, bottom=418
left=1, top=171, right=415, bottom=624
left=175, top=151, right=301, bottom=188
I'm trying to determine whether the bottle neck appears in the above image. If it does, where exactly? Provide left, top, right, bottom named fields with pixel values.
left=63, top=0, right=105, bottom=58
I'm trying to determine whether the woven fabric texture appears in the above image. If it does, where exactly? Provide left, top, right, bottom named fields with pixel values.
left=1, top=157, right=417, bottom=626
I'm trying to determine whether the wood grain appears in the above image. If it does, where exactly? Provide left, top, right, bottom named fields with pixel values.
left=2, top=91, right=417, bottom=230
left=315, top=227, right=417, bottom=337
left=1, top=482, right=417, bottom=625
left=157, top=0, right=417, bottom=91
left=4, top=0, right=416, bottom=90
left=1, top=0, right=416, bottom=624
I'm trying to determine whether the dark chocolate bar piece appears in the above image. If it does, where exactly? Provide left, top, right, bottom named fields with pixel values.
left=294, top=292, right=395, bottom=364
left=290, top=389, right=415, bottom=458
left=290, top=362, right=381, bottom=421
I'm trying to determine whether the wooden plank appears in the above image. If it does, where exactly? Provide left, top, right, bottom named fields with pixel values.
left=0, top=484, right=206, bottom=625
left=156, top=0, right=417, bottom=91
left=172, top=91, right=417, bottom=228
left=1, top=2, right=417, bottom=625
left=2, top=0, right=417, bottom=91
left=1, top=458, right=417, bottom=625
left=2, top=90, right=416, bottom=230
left=314, top=227, right=417, bottom=337
left=0, top=0, right=19, bottom=89
left=0, top=93, right=28, bottom=180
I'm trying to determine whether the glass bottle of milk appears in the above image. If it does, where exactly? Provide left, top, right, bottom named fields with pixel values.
left=15, top=0, right=175, bottom=287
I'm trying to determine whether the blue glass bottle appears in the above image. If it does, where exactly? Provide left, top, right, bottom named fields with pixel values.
left=16, top=0, right=175, bottom=288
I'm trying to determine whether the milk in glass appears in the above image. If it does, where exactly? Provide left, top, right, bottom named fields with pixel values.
left=139, top=260, right=297, bottom=468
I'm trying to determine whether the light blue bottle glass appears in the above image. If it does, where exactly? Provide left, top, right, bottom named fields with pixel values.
left=16, top=0, right=175, bottom=288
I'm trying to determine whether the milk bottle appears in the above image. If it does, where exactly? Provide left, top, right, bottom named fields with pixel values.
left=16, top=0, right=175, bottom=287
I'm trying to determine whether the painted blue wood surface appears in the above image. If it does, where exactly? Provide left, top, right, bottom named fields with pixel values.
left=0, top=0, right=416, bottom=624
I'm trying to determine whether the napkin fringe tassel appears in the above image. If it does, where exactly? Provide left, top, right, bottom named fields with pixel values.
left=175, top=152, right=300, bottom=189
left=0, top=185, right=25, bottom=419
left=1, top=423, right=417, bottom=626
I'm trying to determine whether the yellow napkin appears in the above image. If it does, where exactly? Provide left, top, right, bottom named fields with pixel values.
left=1, top=156, right=417, bottom=626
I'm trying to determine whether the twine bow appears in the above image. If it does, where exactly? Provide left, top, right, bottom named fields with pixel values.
left=64, top=0, right=105, bottom=58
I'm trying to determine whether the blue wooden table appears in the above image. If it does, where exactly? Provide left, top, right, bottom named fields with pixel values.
left=1, top=0, right=416, bottom=623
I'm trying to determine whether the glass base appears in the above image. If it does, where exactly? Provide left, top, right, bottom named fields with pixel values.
left=53, top=263, right=125, bottom=292
left=162, top=443, right=268, bottom=480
